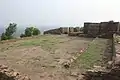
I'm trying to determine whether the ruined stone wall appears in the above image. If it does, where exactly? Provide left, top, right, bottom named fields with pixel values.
left=100, top=22, right=118, bottom=34
left=99, top=22, right=108, bottom=34
left=43, top=27, right=82, bottom=35
left=60, top=27, right=69, bottom=34
left=74, top=27, right=80, bottom=32
left=83, top=23, right=100, bottom=37
left=87, top=23, right=100, bottom=37
left=84, top=23, right=91, bottom=34
left=69, top=27, right=74, bottom=33
left=99, top=22, right=119, bottom=38
left=44, top=28, right=62, bottom=35
left=84, top=21, right=120, bottom=38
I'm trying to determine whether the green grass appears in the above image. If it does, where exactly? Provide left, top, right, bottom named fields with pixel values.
left=72, top=38, right=108, bottom=70
left=19, top=35, right=61, bottom=51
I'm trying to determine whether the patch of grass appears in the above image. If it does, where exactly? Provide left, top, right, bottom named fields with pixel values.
left=72, top=38, right=108, bottom=70
left=19, top=35, right=61, bottom=51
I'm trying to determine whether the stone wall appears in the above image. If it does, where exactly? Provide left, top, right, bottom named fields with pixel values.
left=84, top=23, right=91, bottom=34
left=44, top=27, right=81, bottom=35
left=87, top=23, right=100, bottom=37
left=44, top=28, right=62, bottom=35
left=100, top=22, right=119, bottom=34
left=74, top=27, right=80, bottom=32
left=69, top=27, right=74, bottom=33
left=82, top=66, right=120, bottom=80
left=59, top=27, right=69, bottom=34
left=84, top=21, right=120, bottom=38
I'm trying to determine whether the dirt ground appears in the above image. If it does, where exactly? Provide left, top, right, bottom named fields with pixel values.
left=0, top=35, right=93, bottom=80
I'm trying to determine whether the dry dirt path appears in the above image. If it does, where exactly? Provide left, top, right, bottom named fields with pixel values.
left=0, top=35, right=93, bottom=80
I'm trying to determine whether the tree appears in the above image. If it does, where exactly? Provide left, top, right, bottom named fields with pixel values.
left=5, top=23, right=17, bottom=36
left=25, top=27, right=32, bottom=37
left=24, top=27, right=40, bottom=37
left=33, top=28, right=40, bottom=35
left=1, top=23, right=17, bottom=40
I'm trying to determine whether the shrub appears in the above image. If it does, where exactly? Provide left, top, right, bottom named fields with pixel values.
left=33, top=28, right=40, bottom=35
left=20, top=34, right=26, bottom=38
left=1, top=33, right=8, bottom=40
left=22, top=27, right=40, bottom=37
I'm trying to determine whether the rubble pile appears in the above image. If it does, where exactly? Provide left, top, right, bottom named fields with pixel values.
left=82, top=65, right=120, bottom=80
left=0, top=65, right=31, bottom=80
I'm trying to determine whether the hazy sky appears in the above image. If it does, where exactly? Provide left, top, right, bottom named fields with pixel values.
left=0, top=0, right=120, bottom=28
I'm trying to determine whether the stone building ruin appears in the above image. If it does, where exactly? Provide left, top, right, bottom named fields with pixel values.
left=84, top=21, right=120, bottom=38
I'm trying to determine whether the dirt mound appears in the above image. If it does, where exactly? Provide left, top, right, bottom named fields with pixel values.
left=0, top=64, right=31, bottom=80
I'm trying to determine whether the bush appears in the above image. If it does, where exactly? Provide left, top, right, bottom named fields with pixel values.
left=33, top=28, right=40, bottom=35
left=22, top=27, right=40, bottom=38
left=25, top=27, right=33, bottom=37
left=20, top=34, right=26, bottom=38
left=1, top=33, right=8, bottom=40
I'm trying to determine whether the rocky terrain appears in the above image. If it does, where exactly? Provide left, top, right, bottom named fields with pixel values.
left=0, top=64, right=30, bottom=80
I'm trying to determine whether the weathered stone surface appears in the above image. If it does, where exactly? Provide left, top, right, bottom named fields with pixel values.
left=60, top=27, right=69, bottom=34
left=44, top=27, right=81, bottom=35
left=0, top=64, right=31, bottom=80
left=69, top=27, right=74, bottom=32
left=82, top=63, right=120, bottom=80
left=44, top=28, right=62, bottom=35
left=74, top=27, right=80, bottom=32
left=84, top=21, right=120, bottom=38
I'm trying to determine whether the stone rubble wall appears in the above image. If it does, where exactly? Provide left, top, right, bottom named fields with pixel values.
left=44, top=27, right=81, bottom=35
left=44, top=28, right=62, bottom=35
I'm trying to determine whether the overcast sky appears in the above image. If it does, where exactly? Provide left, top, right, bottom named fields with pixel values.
left=0, top=0, right=120, bottom=28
